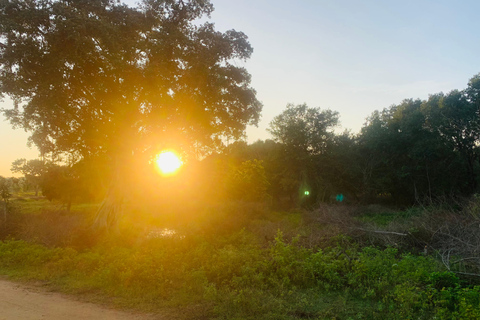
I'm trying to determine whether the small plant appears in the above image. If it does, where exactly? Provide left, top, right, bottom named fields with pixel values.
left=1, top=200, right=480, bottom=319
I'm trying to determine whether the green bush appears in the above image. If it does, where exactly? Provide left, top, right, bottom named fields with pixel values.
left=2, top=199, right=480, bottom=319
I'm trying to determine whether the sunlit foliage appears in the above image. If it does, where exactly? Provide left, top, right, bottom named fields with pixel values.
left=0, top=0, right=262, bottom=228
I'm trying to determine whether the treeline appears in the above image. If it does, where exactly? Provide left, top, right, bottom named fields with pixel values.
left=5, top=73, right=480, bottom=208
left=2, top=157, right=107, bottom=210
left=196, top=73, right=480, bottom=207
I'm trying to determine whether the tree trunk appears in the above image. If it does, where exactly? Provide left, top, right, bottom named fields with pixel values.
left=92, top=157, right=125, bottom=232
left=93, top=185, right=124, bottom=232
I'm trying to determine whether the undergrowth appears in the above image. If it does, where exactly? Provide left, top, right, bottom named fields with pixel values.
left=1, top=198, right=480, bottom=319
left=0, top=233, right=479, bottom=319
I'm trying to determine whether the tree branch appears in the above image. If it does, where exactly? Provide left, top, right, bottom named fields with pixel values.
left=355, top=228, right=409, bottom=237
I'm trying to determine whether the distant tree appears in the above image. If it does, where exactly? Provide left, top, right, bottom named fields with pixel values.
left=41, top=159, right=106, bottom=211
left=268, top=103, right=339, bottom=155
left=10, top=159, right=46, bottom=196
left=8, top=177, right=21, bottom=193
left=0, top=176, right=11, bottom=226
left=357, top=109, right=394, bottom=200
left=244, top=140, right=287, bottom=202
left=0, top=0, right=262, bottom=230
left=466, top=73, right=480, bottom=109
left=422, top=88, right=480, bottom=192
left=41, top=164, right=76, bottom=211
left=358, top=96, right=475, bottom=204
left=318, top=130, right=361, bottom=202
left=227, top=159, right=269, bottom=202
left=268, top=104, right=339, bottom=204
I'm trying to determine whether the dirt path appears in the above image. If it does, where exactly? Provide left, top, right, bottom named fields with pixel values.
left=0, top=279, right=159, bottom=320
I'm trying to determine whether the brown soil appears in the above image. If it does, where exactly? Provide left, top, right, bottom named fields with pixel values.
left=0, top=279, right=160, bottom=320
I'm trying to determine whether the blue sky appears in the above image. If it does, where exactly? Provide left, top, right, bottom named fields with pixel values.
left=207, top=0, right=480, bottom=139
left=1, top=0, right=480, bottom=176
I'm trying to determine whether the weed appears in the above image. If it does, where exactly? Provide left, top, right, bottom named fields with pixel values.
left=1, top=200, right=480, bottom=319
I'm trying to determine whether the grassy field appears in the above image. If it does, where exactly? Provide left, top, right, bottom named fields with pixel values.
left=0, top=195, right=479, bottom=319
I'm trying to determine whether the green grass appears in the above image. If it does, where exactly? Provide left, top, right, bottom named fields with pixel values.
left=9, top=197, right=53, bottom=214
left=1, top=234, right=479, bottom=319
left=1, top=200, right=480, bottom=319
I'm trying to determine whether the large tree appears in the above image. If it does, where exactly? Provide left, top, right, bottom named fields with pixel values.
left=422, top=89, right=480, bottom=192
left=268, top=103, right=339, bottom=204
left=0, top=0, right=262, bottom=229
left=358, top=95, right=477, bottom=204
left=268, top=103, right=339, bottom=155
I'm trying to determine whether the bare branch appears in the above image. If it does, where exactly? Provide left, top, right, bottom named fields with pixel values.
left=355, top=228, right=409, bottom=237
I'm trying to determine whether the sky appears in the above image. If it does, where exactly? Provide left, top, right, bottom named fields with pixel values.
left=1, top=0, right=480, bottom=176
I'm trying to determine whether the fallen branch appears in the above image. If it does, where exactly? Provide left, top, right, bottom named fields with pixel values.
left=355, top=228, right=409, bottom=237
left=452, top=271, right=480, bottom=278
left=451, top=257, right=480, bottom=265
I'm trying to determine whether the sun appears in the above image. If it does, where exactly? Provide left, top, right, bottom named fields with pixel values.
left=155, top=151, right=183, bottom=175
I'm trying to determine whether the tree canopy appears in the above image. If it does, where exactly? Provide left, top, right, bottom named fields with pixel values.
left=10, top=158, right=45, bottom=196
left=207, top=74, right=480, bottom=206
left=0, top=0, right=262, bottom=161
left=268, top=103, right=339, bottom=155
left=0, top=0, right=262, bottom=229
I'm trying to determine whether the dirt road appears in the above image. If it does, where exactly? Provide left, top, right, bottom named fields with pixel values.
left=0, top=279, right=158, bottom=320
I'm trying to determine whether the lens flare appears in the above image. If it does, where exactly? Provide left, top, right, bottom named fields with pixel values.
left=155, top=151, right=182, bottom=175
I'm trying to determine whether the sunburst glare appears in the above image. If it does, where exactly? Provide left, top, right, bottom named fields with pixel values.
left=155, top=151, right=182, bottom=175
